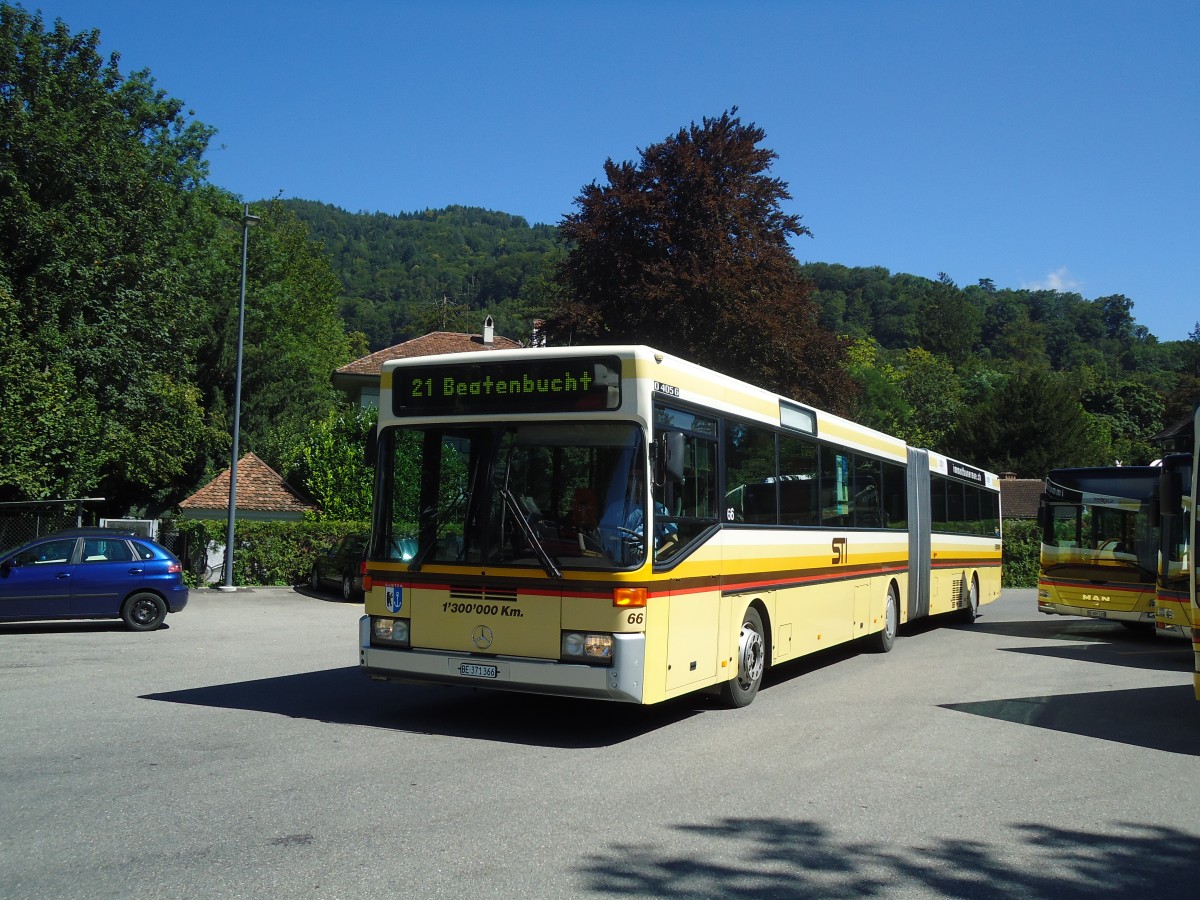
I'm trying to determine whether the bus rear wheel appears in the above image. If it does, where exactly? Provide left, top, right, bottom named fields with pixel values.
left=868, top=585, right=898, bottom=653
left=957, top=573, right=979, bottom=623
left=720, top=606, right=765, bottom=708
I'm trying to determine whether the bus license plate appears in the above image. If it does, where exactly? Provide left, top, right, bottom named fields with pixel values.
left=459, top=663, right=498, bottom=679
left=1085, top=609, right=1106, bottom=618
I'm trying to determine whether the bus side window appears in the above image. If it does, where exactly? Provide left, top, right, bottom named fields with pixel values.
left=779, top=433, right=818, bottom=526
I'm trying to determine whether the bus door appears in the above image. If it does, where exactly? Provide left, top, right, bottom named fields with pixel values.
left=656, top=410, right=722, bottom=693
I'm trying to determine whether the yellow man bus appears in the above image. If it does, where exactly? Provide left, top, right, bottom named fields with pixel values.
left=1192, top=407, right=1200, bottom=699
left=1155, top=453, right=1194, bottom=641
left=359, top=346, right=1002, bottom=706
left=1167, top=406, right=1200, bottom=698
left=1037, top=467, right=1160, bottom=629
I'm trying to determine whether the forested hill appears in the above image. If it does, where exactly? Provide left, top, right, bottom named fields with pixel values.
left=283, top=201, right=557, bottom=350
left=286, top=200, right=1199, bottom=469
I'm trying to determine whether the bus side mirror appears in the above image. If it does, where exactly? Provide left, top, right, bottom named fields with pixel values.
left=364, top=424, right=378, bottom=468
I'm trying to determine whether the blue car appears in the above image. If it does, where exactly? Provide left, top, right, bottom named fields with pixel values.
left=0, top=527, right=188, bottom=631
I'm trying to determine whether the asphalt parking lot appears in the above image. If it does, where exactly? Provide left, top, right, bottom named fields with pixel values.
left=2, top=586, right=1199, bottom=898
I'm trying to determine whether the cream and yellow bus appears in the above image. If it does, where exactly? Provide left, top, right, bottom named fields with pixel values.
left=1191, top=407, right=1199, bottom=699
left=359, top=346, right=1002, bottom=707
left=1155, top=453, right=1194, bottom=641
left=1037, top=467, right=1160, bottom=629
left=1164, top=406, right=1200, bottom=698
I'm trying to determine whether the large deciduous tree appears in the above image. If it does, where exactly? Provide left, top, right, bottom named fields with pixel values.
left=547, top=109, right=855, bottom=412
left=0, top=6, right=353, bottom=513
left=0, top=4, right=222, bottom=508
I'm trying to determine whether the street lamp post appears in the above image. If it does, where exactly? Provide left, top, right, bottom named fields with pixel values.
left=220, top=205, right=261, bottom=592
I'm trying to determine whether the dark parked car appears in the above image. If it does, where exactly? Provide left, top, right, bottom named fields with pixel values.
left=0, top=527, right=188, bottom=630
left=309, top=534, right=367, bottom=601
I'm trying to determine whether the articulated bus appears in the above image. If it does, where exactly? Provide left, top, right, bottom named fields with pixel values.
left=1037, top=467, right=1160, bottom=628
left=1155, top=453, right=1194, bottom=641
left=359, top=346, right=1002, bottom=707
left=1162, top=406, right=1200, bottom=698
left=1192, top=407, right=1199, bottom=699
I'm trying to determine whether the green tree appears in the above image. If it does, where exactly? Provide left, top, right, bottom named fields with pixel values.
left=219, top=200, right=354, bottom=470
left=548, top=109, right=855, bottom=412
left=946, top=371, right=1107, bottom=476
left=0, top=4, right=225, bottom=509
left=844, top=339, right=907, bottom=436
left=896, top=348, right=963, bottom=450
left=285, top=406, right=376, bottom=521
left=1079, top=375, right=1165, bottom=465
left=917, top=274, right=982, bottom=364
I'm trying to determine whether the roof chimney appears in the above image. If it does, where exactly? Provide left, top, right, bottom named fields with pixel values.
left=482, top=315, right=494, bottom=345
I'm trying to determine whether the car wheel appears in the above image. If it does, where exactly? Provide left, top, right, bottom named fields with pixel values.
left=121, top=592, right=167, bottom=631
left=341, top=573, right=355, bottom=602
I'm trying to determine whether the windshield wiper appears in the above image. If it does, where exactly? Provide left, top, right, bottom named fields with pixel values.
left=408, top=492, right=468, bottom=573
left=497, top=487, right=562, bottom=579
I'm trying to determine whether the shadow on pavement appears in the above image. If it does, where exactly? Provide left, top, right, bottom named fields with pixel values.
left=942, top=684, right=1199, bottom=756
left=577, top=816, right=1200, bottom=899
left=142, top=666, right=702, bottom=748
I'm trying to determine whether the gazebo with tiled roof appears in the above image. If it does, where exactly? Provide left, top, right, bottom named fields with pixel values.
left=332, top=319, right=522, bottom=408
left=179, top=452, right=317, bottom=522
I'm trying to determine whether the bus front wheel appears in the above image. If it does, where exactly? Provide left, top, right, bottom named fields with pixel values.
left=720, top=606, right=766, bottom=708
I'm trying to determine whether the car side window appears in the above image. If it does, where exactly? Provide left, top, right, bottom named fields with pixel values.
left=130, top=541, right=157, bottom=561
left=13, top=538, right=78, bottom=566
left=82, top=539, right=134, bottom=563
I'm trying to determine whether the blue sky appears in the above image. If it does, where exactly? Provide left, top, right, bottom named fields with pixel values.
left=38, top=0, right=1199, bottom=341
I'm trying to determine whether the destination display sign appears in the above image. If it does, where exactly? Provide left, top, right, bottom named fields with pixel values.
left=392, top=356, right=622, bottom=417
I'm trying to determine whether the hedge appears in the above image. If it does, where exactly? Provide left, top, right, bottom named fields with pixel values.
left=163, top=518, right=369, bottom=588
left=1001, top=518, right=1040, bottom=588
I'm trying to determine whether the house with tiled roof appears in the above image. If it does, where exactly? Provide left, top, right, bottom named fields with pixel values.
left=179, top=452, right=317, bottom=522
left=999, top=473, right=1043, bottom=521
left=332, top=317, right=521, bottom=407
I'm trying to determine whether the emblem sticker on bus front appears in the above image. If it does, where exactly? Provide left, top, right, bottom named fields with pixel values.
left=385, top=586, right=403, bottom=613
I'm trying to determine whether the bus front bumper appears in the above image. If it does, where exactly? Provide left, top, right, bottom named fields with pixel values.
left=1037, top=601, right=1155, bottom=624
left=359, top=616, right=646, bottom=703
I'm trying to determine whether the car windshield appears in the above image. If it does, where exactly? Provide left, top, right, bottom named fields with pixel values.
left=375, top=421, right=648, bottom=571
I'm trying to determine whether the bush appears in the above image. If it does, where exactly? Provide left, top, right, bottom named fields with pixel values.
left=163, top=518, right=370, bottom=587
left=1002, top=518, right=1040, bottom=588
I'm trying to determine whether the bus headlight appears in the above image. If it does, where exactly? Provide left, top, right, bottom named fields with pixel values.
left=561, top=631, right=614, bottom=665
left=372, top=617, right=410, bottom=647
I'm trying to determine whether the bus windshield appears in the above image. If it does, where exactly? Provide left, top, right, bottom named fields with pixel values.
left=377, top=421, right=648, bottom=571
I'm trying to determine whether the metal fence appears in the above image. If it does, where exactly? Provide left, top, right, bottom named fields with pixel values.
left=0, top=509, right=80, bottom=552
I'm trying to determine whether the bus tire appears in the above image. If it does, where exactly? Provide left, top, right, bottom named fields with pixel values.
left=868, top=585, right=898, bottom=653
left=957, top=573, right=979, bottom=623
left=719, top=606, right=766, bottom=708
